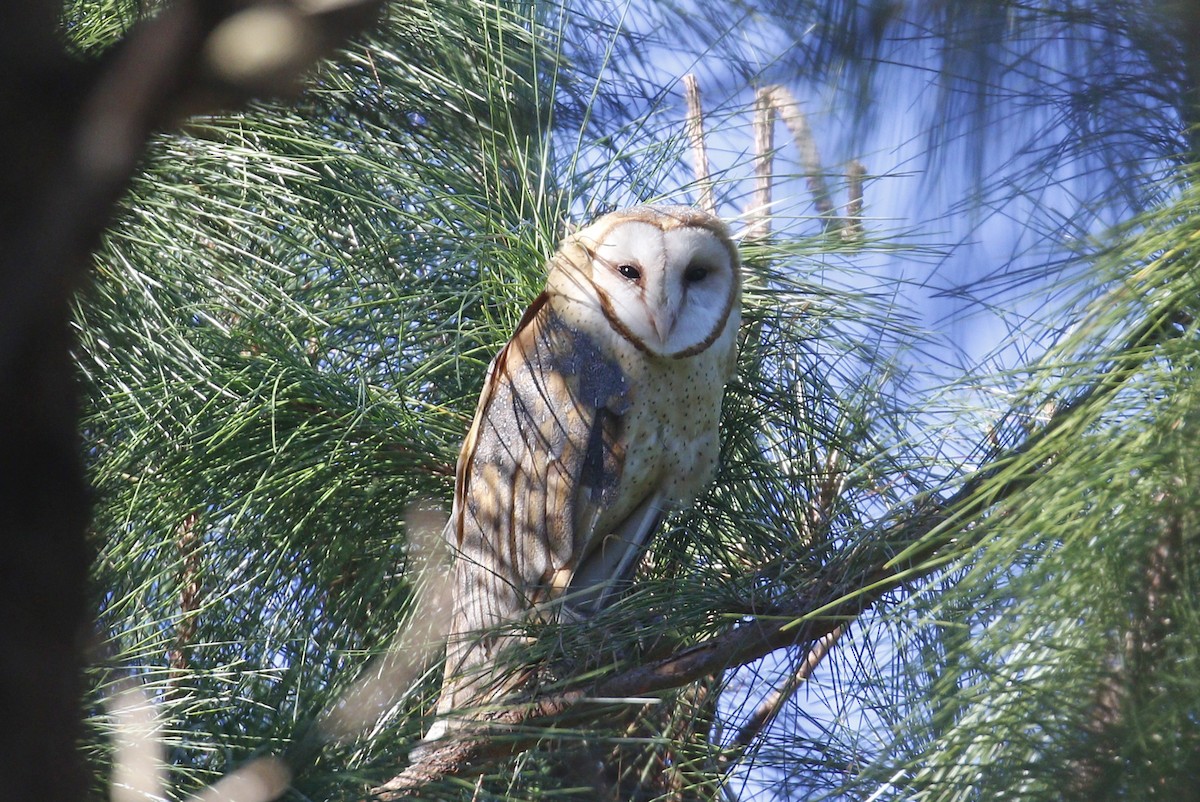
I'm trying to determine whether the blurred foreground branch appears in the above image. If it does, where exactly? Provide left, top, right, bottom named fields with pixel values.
left=0, top=2, right=384, bottom=799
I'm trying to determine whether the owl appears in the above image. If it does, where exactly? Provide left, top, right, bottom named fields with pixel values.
left=425, top=205, right=740, bottom=741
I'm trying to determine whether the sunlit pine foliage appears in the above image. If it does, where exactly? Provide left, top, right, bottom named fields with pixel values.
left=67, top=0, right=1200, bottom=800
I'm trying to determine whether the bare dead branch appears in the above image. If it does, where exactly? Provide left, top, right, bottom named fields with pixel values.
left=843, top=160, right=866, bottom=242
left=766, top=86, right=835, bottom=221
left=683, top=74, right=716, bottom=216
left=742, top=87, right=865, bottom=239
left=744, top=87, right=776, bottom=241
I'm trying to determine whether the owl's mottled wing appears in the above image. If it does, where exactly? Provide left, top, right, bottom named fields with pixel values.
left=438, top=293, right=630, bottom=716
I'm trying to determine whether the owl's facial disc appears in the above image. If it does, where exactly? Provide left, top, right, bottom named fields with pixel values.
left=588, top=221, right=737, bottom=358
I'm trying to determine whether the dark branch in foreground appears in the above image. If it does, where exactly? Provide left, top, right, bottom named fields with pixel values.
left=0, top=3, right=385, bottom=800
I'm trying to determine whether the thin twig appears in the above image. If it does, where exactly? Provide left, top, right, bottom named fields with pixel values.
left=167, top=512, right=201, bottom=695
left=725, top=450, right=848, bottom=757
left=729, top=624, right=847, bottom=755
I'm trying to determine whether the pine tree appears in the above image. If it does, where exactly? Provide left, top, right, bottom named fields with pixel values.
left=65, top=1, right=1200, bottom=800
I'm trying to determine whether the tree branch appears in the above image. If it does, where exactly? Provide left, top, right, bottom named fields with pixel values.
left=1071, top=500, right=1183, bottom=794
left=842, top=160, right=866, bottom=242
left=370, top=511, right=937, bottom=796
left=765, top=86, right=834, bottom=221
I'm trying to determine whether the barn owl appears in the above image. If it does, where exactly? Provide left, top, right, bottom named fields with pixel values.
left=425, top=205, right=741, bottom=741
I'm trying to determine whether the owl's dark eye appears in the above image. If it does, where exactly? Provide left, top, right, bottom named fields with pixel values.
left=684, top=264, right=710, bottom=283
left=617, top=263, right=642, bottom=281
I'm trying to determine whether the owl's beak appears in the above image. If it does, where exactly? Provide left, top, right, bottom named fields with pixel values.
left=649, top=305, right=679, bottom=347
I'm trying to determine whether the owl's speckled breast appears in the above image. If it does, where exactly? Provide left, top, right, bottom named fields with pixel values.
left=591, top=320, right=734, bottom=536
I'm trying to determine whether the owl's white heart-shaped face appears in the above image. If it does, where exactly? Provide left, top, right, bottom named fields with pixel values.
left=562, top=206, right=740, bottom=358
